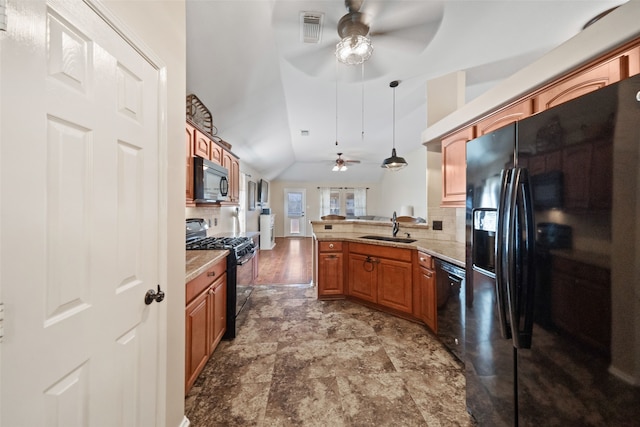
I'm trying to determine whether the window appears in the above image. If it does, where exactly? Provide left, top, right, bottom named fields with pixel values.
left=320, top=187, right=367, bottom=218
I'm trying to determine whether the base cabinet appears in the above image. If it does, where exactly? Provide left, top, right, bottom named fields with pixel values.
left=317, top=241, right=344, bottom=297
left=185, top=258, right=227, bottom=394
left=347, top=243, right=413, bottom=314
left=417, top=252, right=437, bottom=332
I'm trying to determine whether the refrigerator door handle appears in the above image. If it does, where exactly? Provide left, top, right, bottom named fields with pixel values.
left=495, top=168, right=513, bottom=340
left=507, top=168, right=536, bottom=349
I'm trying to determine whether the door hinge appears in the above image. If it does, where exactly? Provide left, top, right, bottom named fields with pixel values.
left=0, top=302, right=4, bottom=343
left=0, top=0, right=7, bottom=32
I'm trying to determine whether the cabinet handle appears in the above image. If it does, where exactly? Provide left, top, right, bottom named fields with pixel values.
left=207, top=271, right=216, bottom=277
left=329, top=243, right=334, bottom=249
left=326, top=254, right=337, bottom=259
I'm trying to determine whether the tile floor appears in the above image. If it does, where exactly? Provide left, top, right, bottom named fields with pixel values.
left=185, top=284, right=475, bottom=426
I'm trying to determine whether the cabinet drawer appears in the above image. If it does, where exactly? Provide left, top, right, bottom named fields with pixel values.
left=417, top=252, right=433, bottom=269
left=186, top=259, right=227, bottom=304
left=349, top=242, right=412, bottom=262
left=319, top=241, right=342, bottom=252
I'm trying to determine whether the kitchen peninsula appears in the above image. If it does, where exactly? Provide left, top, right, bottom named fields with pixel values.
left=311, top=218, right=465, bottom=336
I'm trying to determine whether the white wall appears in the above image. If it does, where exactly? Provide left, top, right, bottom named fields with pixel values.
left=376, top=145, right=428, bottom=220
left=102, top=1, right=186, bottom=426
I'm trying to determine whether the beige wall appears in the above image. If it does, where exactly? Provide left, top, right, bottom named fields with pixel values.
left=102, top=1, right=186, bottom=426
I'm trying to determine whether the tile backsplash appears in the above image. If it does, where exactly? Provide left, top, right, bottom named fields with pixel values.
left=186, top=206, right=240, bottom=236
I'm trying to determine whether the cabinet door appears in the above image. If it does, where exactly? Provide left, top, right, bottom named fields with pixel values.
left=534, top=57, right=622, bottom=112
left=211, top=277, right=227, bottom=350
left=222, top=150, right=240, bottom=203
left=377, top=258, right=413, bottom=314
left=186, top=123, right=195, bottom=205
left=419, top=266, right=437, bottom=332
left=230, top=156, right=240, bottom=202
left=441, top=127, right=473, bottom=207
left=210, top=142, right=222, bottom=165
left=318, top=252, right=344, bottom=296
left=348, top=253, right=377, bottom=303
left=185, top=291, right=210, bottom=392
left=475, top=100, right=533, bottom=136
left=194, top=128, right=211, bottom=159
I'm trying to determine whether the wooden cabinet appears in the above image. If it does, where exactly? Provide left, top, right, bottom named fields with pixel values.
left=441, top=127, right=474, bottom=207
left=222, top=150, right=240, bottom=204
left=347, top=243, right=413, bottom=314
left=186, top=123, right=195, bottom=206
left=475, top=100, right=533, bottom=136
left=550, top=256, right=610, bottom=355
left=317, top=241, right=344, bottom=297
left=210, top=143, right=222, bottom=166
left=416, top=252, right=437, bottom=332
left=347, top=252, right=378, bottom=303
left=185, top=258, right=227, bottom=393
left=194, top=127, right=211, bottom=159
left=534, top=57, right=623, bottom=113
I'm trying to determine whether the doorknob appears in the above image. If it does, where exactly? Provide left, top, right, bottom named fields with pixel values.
left=145, top=284, right=165, bottom=305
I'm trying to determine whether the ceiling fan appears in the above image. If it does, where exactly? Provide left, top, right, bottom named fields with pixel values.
left=332, top=152, right=360, bottom=172
left=280, top=1, right=445, bottom=79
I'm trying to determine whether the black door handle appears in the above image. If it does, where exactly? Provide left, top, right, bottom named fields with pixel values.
left=145, top=284, right=165, bottom=305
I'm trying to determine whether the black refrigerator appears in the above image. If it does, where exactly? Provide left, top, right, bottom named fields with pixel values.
left=465, top=73, right=640, bottom=426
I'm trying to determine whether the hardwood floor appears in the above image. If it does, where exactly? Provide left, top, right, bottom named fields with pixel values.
left=254, top=237, right=313, bottom=285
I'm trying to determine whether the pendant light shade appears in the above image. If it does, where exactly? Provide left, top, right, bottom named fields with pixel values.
left=381, top=80, right=408, bottom=171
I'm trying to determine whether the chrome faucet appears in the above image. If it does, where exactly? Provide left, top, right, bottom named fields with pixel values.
left=392, top=211, right=399, bottom=237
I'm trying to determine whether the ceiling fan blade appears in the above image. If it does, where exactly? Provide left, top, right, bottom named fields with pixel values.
left=345, top=159, right=361, bottom=164
left=370, top=20, right=442, bottom=54
left=283, top=43, right=337, bottom=77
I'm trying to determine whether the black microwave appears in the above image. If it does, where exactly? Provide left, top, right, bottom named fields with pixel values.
left=193, top=157, right=229, bottom=203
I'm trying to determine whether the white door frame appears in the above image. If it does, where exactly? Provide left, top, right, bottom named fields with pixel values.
left=284, top=188, right=307, bottom=237
left=0, top=0, right=169, bottom=424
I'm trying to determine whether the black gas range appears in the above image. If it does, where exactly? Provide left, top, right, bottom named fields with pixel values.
left=186, top=218, right=257, bottom=265
left=186, top=218, right=257, bottom=339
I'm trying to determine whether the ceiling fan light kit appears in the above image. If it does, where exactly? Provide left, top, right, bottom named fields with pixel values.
left=334, top=2, right=373, bottom=65
left=382, top=80, right=408, bottom=171
left=335, top=34, right=373, bottom=65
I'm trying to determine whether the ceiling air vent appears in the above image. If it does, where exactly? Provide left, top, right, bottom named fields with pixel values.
left=300, top=12, right=324, bottom=44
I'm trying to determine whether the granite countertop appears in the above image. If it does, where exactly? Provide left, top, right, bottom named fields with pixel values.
left=185, top=250, right=228, bottom=283
left=314, top=231, right=465, bottom=268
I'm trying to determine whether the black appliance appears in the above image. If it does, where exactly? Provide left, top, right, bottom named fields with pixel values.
left=186, top=218, right=257, bottom=339
left=193, top=157, right=229, bottom=203
left=465, top=74, right=640, bottom=425
left=435, top=259, right=465, bottom=362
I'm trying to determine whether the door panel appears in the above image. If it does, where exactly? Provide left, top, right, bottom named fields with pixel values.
left=1, top=1, right=162, bottom=425
left=284, top=188, right=306, bottom=237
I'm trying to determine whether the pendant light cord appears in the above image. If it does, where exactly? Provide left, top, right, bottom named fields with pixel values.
left=392, top=83, right=396, bottom=149
left=335, top=58, right=339, bottom=146
left=361, top=63, right=365, bottom=141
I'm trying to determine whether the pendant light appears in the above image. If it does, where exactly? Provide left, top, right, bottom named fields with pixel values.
left=381, top=80, right=408, bottom=171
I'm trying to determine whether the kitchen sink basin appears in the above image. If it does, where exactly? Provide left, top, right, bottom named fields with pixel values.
left=359, top=235, right=416, bottom=244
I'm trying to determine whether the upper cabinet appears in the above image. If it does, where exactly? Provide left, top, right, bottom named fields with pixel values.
left=186, top=122, right=195, bottom=206
left=534, top=57, right=623, bottom=112
left=186, top=119, right=241, bottom=206
left=475, top=100, right=533, bottom=136
left=441, top=127, right=474, bottom=207
left=434, top=36, right=640, bottom=208
left=222, top=150, right=240, bottom=204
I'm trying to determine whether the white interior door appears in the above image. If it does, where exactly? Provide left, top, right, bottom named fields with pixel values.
left=1, top=1, right=164, bottom=425
left=284, top=188, right=306, bottom=237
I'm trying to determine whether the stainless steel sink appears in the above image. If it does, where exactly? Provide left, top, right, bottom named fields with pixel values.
left=359, top=235, right=416, bottom=244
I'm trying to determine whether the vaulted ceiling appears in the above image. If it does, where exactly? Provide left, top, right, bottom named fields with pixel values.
left=186, top=0, right=623, bottom=183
